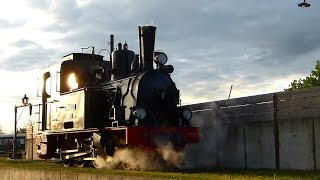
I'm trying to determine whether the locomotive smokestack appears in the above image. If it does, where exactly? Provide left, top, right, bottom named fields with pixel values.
left=139, top=26, right=156, bottom=71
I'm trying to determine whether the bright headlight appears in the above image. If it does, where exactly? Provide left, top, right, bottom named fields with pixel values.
left=154, top=52, right=168, bottom=65
left=67, top=73, right=78, bottom=90
left=182, top=109, right=192, bottom=121
left=134, top=108, right=146, bottom=120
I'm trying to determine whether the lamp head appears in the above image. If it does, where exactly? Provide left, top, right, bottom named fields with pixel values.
left=298, top=0, right=311, bottom=8
left=22, top=94, right=29, bottom=105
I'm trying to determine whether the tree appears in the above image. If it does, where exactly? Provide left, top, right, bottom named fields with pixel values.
left=16, top=128, right=26, bottom=134
left=286, top=60, right=320, bottom=90
left=0, top=125, right=4, bottom=134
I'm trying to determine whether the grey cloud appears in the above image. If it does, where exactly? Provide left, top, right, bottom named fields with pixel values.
left=41, top=24, right=68, bottom=34
left=18, top=0, right=320, bottom=101
left=0, top=19, right=25, bottom=28
left=11, top=39, right=38, bottom=48
left=0, top=46, right=58, bottom=71
left=26, top=0, right=52, bottom=9
left=51, top=1, right=82, bottom=25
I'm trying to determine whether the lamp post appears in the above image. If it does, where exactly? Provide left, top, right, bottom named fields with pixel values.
left=13, top=94, right=32, bottom=159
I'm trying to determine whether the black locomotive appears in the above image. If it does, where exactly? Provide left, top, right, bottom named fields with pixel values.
left=34, top=26, right=199, bottom=168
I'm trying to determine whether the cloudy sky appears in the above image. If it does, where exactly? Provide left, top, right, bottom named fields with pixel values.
left=0, top=0, right=319, bottom=132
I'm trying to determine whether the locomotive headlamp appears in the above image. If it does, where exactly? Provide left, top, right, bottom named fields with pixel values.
left=134, top=108, right=146, bottom=120
left=67, top=73, right=78, bottom=90
left=181, top=108, right=192, bottom=121
left=154, top=52, right=168, bottom=65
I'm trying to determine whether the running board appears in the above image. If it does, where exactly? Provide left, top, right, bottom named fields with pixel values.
left=61, top=149, right=79, bottom=154
left=83, top=157, right=96, bottom=161
left=64, top=151, right=91, bottom=160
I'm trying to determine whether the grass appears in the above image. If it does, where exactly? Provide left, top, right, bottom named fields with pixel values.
left=0, top=158, right=320, bottom=180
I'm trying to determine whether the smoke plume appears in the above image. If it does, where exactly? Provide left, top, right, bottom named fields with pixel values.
left=94, top=103, right=229, bottom=170
left=93, top=143, right=185, bottom=170
left=183, top=102, right=229, bottom=169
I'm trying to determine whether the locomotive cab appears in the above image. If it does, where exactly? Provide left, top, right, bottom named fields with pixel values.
left=60, top=53, right=111, bottom=93
left=54, top=53, right=112, bottom=130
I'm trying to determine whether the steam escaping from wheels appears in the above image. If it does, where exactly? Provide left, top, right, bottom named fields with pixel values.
left=89, top=145, right=186, bottom=170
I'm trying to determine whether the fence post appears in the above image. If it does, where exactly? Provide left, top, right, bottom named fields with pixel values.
left=273, top=93, right=280, bottom=169
left=312, top=118, right=317, bottom=170
left=244, top=127, right=247, bottom=168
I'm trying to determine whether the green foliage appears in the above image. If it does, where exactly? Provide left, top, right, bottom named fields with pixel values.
left=286, top=60, right=320, bottom=91
left=1, top=158, right=320, bottom=180
left=16, top=128, right=26, bottom=134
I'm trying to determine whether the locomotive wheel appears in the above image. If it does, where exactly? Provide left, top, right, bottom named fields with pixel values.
left=63, top=160, right=74, bottom=167
left=90, top=156, right=104, bottom=168
left=75, top=160, right=86, bottom=168
left=121, top=162, right=132, bottom=170
left=91, top=160, right=102, bottom=168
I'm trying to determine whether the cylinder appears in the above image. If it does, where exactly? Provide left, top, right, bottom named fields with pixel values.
left=139, top=26, right=156, bottom=71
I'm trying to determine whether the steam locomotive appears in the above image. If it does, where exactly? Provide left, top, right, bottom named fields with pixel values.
left=34, top=26, right=199, bottom=168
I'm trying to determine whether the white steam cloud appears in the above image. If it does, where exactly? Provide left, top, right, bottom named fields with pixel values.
left=183, top=102, right=229, bottom=169
left=93, top=143, right=185, bottom=170
left=94, top=103, right=229, bottom=170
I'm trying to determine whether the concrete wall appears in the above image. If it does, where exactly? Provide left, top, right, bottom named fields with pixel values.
left=0, top=167, right=163, bottom=180
left=219, top=125, right=245, bottom=168
left=279, top=118, right=315, bottom=170
left=185, top=86, right=320, bottom=170
left=25, top=138, right=40, bottom=160
left=245, top=121, right=275, bottom=169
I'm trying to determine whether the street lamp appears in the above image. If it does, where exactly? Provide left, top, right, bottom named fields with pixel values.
left=13, top=94, right=32, bottom=159
left=22, top=94, right=29, bottom=105
left=298, top=0, right=311, bottom=8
